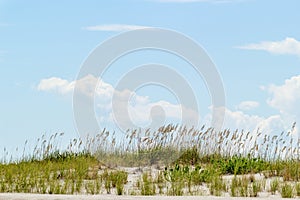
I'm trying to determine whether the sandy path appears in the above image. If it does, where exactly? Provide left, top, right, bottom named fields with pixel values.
left=0, top=194, right=288, bottom=200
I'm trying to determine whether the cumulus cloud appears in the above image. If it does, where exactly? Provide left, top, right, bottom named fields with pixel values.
left=226, top=110, right=290, bottom=135
left=203, top=106, right=289, bottom=137
left=37, top=77, right=74, bottom=95
left=38, top=75, right=199, bottom=129
left=224, top=109, right=263, bottom=131
left=227, top=74, right=300, bottom=135
left=265, top=75, right=300, bottom=119
left=83, top=24, right=151, bottom=32
left=38, top=75, right=115, bottom=98
left=38, top=74, right=300, bottom=135
left=237, top=37, right=300, bottom=57
left=204, top=107, right=262, bottom=131
left=236, top=101, right=260, bottom=111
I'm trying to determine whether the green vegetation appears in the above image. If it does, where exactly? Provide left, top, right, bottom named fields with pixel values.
left=229, top=175, right=263, bottom=197
left=0, top=124, right=300, bottom=197
left=139, top=172, right=156, bottom=195
left=281, top=183, right=294, bottom=198
left=0, top=133, right=127, bottom=195
left=102, top=170, right=128, bottom=195
left=270, top=178, right=280, bottom=195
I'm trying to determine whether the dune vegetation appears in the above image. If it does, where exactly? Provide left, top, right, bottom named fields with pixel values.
left=1, top=124, right=300, bottom=197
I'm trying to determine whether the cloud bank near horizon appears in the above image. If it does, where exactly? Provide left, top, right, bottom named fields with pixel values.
left=37, top=74, right=299, bottom=136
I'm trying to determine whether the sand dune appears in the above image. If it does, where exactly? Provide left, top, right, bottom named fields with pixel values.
left=0, top=193, right=286, bottom=200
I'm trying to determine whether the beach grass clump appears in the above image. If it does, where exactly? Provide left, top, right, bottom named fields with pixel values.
left=155, top=171, right=166, bottom=194
left=229, top=175, right=262, bottom=197
left=280, top=183, right=294, bottom=198
left=101, top=169, right=128, bottom=195
left=230, top=176, right=248, bottom=197
left=295, top=182, right=300, bottom=196
left=249, top=180, right=261, bottom=197
left=139, top=172, right=156, bottom=195
left=209, top=174, right=226, bottom=196
left=270, top=178, right=280, bottom=195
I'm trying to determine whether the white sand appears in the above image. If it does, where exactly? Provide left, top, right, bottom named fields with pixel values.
left=0, top=193, right=288, bottom=200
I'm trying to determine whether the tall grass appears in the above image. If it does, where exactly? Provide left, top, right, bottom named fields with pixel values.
left=0, top=123, right=299, bottom=196
left=92, top=124, right=299, bottom=167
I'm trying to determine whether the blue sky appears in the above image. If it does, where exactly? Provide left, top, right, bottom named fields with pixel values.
left=1, top=0, right=300, bottom=153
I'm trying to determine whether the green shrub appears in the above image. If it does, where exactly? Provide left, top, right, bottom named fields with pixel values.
left=213, top=155, right=266, bottom=175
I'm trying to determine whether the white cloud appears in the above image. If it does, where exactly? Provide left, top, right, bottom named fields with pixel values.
left=224, top=75, right=300, bottom=134
left=37, top=77, right=74, bottom=95
left=224, top=109, right=263, bottom=131
left=38, top=74, right=300, bottom=135
left=228, top=110, right=289, bottom=135
left=38, top=75, right=199, bottom=129
left=37, top=75, right=115, bottom=98
left=237, top=37, right=300, bottom=57
left=236, top=101, right=259, bottom=111
left=83, top=24, right=151, bottom=32
left=256, top=115, right=286, bottom=135
left=204, top=107, right=289, bottom=137
left=265, top=75, right=300, bottom=119
left=204, top=107, right=263, bottom=132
